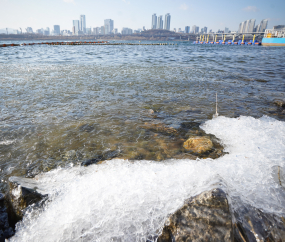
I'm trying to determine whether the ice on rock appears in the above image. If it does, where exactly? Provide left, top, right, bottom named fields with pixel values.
left=9, top=116, right=285, bottom=242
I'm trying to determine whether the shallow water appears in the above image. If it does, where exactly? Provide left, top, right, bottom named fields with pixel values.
left=0, top=40, right=285, bottom=240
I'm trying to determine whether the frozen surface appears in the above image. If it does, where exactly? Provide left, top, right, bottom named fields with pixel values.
left=10, top=116, right=285, bottom=242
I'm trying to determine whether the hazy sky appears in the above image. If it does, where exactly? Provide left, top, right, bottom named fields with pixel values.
left=1, top=0, right=284, bottom=32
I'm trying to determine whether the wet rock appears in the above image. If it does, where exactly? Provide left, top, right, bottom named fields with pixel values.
left=79, top=123, right=96, bottom=132
left=81, top=149, right=121, bottom=166
left=158, top=188, right=233, bottom=242
left=183, top=136, right=213, bottom=154
left=233, top=203, right=285, bottom=242
left=64, top=150, right=76, bottom=159
left=142, top=122, right=178, bottom=136
left=0, top=193, right=14, bottom=241
left=7, top=176, right=48, bottom=219
left=273, top=99, right=285, bottom=107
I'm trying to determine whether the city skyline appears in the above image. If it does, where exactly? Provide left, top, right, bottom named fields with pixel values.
left=1, top=0, right=284, bottom=33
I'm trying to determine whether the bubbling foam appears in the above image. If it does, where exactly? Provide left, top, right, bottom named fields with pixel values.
left=10, top=116, right=285, bottom=242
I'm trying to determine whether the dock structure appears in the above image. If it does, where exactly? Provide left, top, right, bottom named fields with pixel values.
left=194, top=32, right=265, bottom=45
left=0, top=41, right=173, bottom=48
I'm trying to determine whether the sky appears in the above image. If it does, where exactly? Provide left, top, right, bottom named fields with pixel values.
left=0, top=0, right=284, bottom=33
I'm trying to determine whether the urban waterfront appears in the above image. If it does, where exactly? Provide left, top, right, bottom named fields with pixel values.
left=1, top=41, right=285, bottom=241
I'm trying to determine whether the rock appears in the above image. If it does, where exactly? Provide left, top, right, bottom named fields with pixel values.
left=233, top=203, right=285, bottom=242
left=142, top=122, right=178, bottom=136
left=81, top=149, right=121, bottom=166
left=183, top=136, right=213, bottom=154
left=157, top=188, right=233, bottom=242
left=8, top=176, right=48, bottom=219
left=274, top=99, right=285, bottom=107
left=64, top=150, right=76, bottom=159
left=79, top=124, right=96, bottom=133
left=0, top=194, right=14, bottom=241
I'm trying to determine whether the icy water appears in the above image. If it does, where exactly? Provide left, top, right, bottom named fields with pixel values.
left=0, top=41, right=285, bottom=241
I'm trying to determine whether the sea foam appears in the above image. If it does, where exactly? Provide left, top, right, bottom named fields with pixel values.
left=10, top=116, right=285, bottom=242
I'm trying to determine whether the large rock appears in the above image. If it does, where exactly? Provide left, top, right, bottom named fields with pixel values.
left=273, top=99, right=285, bottom=107
left=8, top=176, right=48, bottom=219
left=157, top=188, right=233, bottom=242
left=183, top=136, right=213, bottom=154
left=0, top=194, right=14, bottom=241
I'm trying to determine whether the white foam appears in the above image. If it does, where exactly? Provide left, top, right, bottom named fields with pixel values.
left=9, top=116, right=285, bottom=242
left=0, top=140, right=15, bottom=145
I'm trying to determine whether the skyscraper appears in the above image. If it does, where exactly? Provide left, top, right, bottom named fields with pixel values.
left=80, top=15, right=86, bottom=33
left=73, top=20, right=79, bottom=35
left=185, top=26, right=190, bottom=34
left=203, top=27, right=208, bottom=34
left=164, top=13, right=171, bottom=30
left=53, top=25, right=60, bottom=35
left=195, top=26, right=199, bottom=34
left=104, top=19, right=114, bottom=34
left=247, top=19, right=256, bottom=33
left=192, top=25, right=196, bottom=33
left=259, top=19, right=268, bottom=32
left=152, top=14, right=157, bottom=29
left=157, top=15, right=163, bottom=29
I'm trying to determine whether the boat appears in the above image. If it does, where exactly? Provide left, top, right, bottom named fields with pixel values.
left=262, top=29, right=285, bottom=46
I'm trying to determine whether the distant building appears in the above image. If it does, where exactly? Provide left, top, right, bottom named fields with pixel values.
left=44, top=27, right=50, bottom=35
left=157, top=15, right=163, bottom=29
left=80, top=15, right=86, bottom=33
left=185, top=26, right=190, bottom=33
left=26, top=27, right=33, bottom=33
left=73, top=20, right=80, bottom=35
left=195, top=26, right=199, bottom=34
left=151, top=14, right=157, bottom=29
left=86, top=28, right=91, bottom=35
left=13, top=30, right=19, bottom=34
left=121, top=27, right=133, bottom=35
left=192, top=25, right=196, bottom=33
left=201, top=28, right=204, bottom=34
left=203, top=27, right=207, bottom=34
left=104, top=19, right=114, bottom=34
left=209, top=29, right=212, bottom=33
left=53, top=25, right=60, bottom=35
left=258, top=19, right=268, bottom=32
left=100, top=26, right=105, bottom=35
left=273, top=25, right=285, bottom=31
left=225, top=27, right=229, bottom=33
left=173, top=28, right=176, bottom=32
left=36, top=29, right=43, bottom=34
left=164, top=13, right=171, bottom=30
left=143, top=26, right=146, bottom=31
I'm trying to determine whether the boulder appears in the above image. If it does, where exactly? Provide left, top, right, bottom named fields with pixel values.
left=183, top=136, right=213, bottom=154
left=157, top=188, right=233, bottom=242
left=0, top=193, right=14, bottom=241
left=8, top=176, right=48, bottom=219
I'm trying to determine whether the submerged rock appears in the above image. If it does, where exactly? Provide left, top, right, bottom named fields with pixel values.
left=7, top=176, right=48, bottom=219
left=183, top=136, right=213, bottom=154
left=81, top=149, right=121, bottom=166
left=141, top=122, right=178, bottom=136
left=273, top=99, right=285, bottom=107
left=158, top=188, right=233, bottom=242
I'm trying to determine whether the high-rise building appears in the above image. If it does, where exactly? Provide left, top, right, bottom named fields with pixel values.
left=53, top=25, right=60, bottom=35
left=192, top=25, right=196, bottom=33
left=157, top=15, right=163, bottom=29
left=80, top=15, right=86, bottom=33
left=247, top=19, right=256, bottom=32
left=203, top=27, right=207, bottom=34
left=151, top=14, right=157, bottom=29
left=73, top=20, right=79, bottom=35
left=100, top=26, right=105, bottom=35
left=164, top=13, right=171, bottom=30
left=185, top=26, right=190, bottom=33
left=104, top=19, right=114, bottom=34
left=44, top=27, right=50, bottom=35
left=259, top=19, right=268, bottom=32
left=195, top=26, right=199, bottom=34
left=26, top=27, right=33, bottom=33
left=225, top=27, right=229, bottom=33
left=121, top=27, right=133, bottom=35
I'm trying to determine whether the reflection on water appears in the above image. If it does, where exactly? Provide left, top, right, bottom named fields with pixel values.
left=0, top=41, right=284, bottom=192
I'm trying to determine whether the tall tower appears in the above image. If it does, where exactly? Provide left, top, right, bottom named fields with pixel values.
left=259, top=19, right=268, bottom=32
left=164, top=13, right=171, bottom=30
left=80, top=15, right=86, bottom=33
left=73, top=20, right=79, bottom=35
left=104, top=19, right=114, bottom=34
left=152, top=14, right=157, bottom=29
left=157, top=15, right=163, bottom=29
left=247, top=19, right=256, bottom=33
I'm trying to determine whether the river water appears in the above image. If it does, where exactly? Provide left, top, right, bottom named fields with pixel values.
left=0, top=41, right=285, bottom=241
